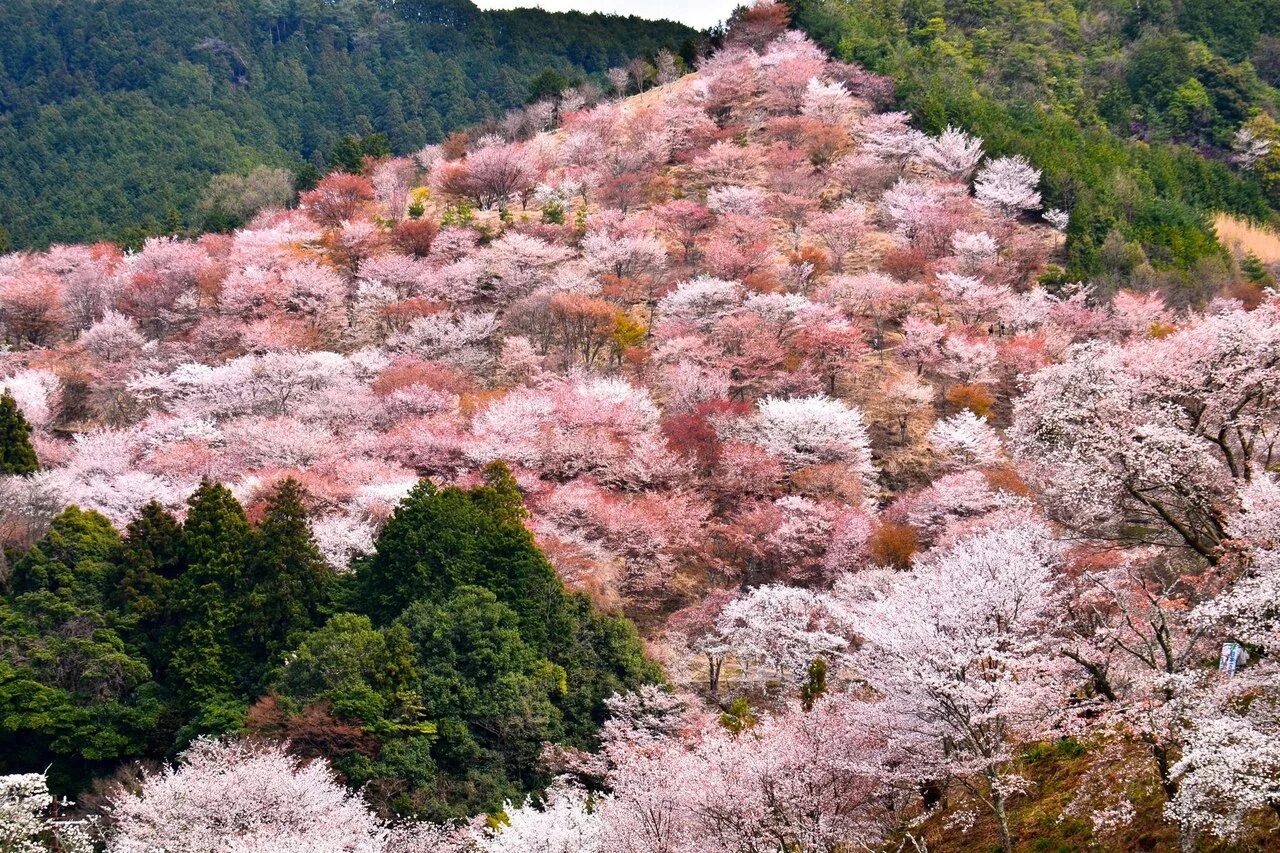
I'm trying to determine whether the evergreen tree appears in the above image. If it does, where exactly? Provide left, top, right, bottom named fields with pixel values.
left=355, top=479, right=563, bottom=649
left=244, top=479, right=330, bottom=670
left=800, top=657, right=828, bottom=711
left=162, top=204, right=184, bottom=236
left=527, top=68, right=571, bottom=103
left=9, top=507, right=119, bottom=606
left=0, top=509, right=159, bottom=787
left=0, top=390, right=39, bottom=475
left=476, top=460, right=529, bottom=525
left=330, top=135, right=366, bottom=173
left=166, top=481, right=251, bottom=709
left=397, top=586, right=565, bottom=816
left=110, top=501, right=184, bottom=665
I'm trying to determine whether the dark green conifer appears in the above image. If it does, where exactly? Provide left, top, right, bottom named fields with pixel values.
left=245, top=478, right=330, bottom=666
left=800, top=657, right=828, bottom=711
left=0, top=390, right=39, bottom=475
left=166, top=481, right=252, bottom=708
left=111, top=501, right=184, bottom=662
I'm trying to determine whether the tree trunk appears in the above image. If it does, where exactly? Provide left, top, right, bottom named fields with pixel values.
left=990, top=782, right=1013, bottom=853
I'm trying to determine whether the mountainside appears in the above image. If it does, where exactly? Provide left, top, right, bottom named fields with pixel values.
left=790, top=0, right=1280, bottom=295
left=0, top=0, right=696, bottom=249
left=1, top=2, right=1280, bottom=851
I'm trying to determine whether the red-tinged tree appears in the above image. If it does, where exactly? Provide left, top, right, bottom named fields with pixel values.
left=712, top=496, right=837, bottom=588
left=300, top=172, right=375, bottom=227
left=0, top=269, right=64, bottom=345
left=709, top=313, right=791, bottom=401
left=650, top=200, right=716, bottom=264
left=793, top=310, right=866, bottom=394
left=435, top=142, right=540, bottom=210
left=725, top=0, right=790, bottom=51
left=390, top=218, right=439, bottom=257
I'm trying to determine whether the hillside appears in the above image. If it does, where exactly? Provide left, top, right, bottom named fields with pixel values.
left=1, top=2, right=1279, bottom=851
left=0, top=0, right=696, bottom=250
left=790, top=0, right=1280, bottom=295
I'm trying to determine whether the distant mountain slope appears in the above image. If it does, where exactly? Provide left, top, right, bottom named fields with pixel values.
left=789, top=0, right=1280, bottom=295
left=0, top=0, right=696, bottom=249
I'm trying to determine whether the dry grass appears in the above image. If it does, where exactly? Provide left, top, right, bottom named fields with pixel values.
left=1214, top=213, right=1280, bottom=262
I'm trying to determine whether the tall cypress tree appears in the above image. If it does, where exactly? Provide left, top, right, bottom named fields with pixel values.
left=0, top=390, right=39, bottom=475
left=166, top=481, right=252, bottom=709
left=111, top=501, right=184, bottom=665
left=245, top=478, right=330, bottom=670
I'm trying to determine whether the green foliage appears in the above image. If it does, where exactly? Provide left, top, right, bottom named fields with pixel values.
left=441, top=201, right=476, bottom=228
left=244, top=479, right=331, bottom=670
left=110, top=502, right=182, bottom=614
left=789, top=0, right=1280, bottom=287
left=344, top=466, right=658, bottom=816
left=275, top=613, right=422, bottom=734
left=330, top=133, right=391, bottom=174
left=0, top=511, right=162, bottom=792
left=719, top=696, right=758, bottom=733
left=0, top=391, right=39, bottom=475
left=10, top=507, right=120, bottom=607
left=394, top=587, right=564, bottom=817
left=0, top=465, right=657, bottom=820
left=197, top=165, right=294, bottom=232
left=0, top=0, right=694, bottom=250
left=528, top=68, right=573, bottom=104
left=541, top=198, right=567, bottom=225
left=800, top=656, right=828, bottom=711
left=1241, top=252, right=1275, bottom=286
left=166, top=481, right=252, bottom=707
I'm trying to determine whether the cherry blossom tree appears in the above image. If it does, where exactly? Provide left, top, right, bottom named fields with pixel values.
left=1011, top=304, right=1280, bottom=562
left=857, top=111, right=926, bottom=163
left=751, top=394, right=874, bottom=483
left=928, top=409, right=1003, bottom=468
left=916, top=125, right=984, bottom=181
left=844, top=514, right=1071, bottom=853
left=716, top=583, right=850, bottom=683
left=806, top=202, right=865, bottom=273
left=476, top=781, right=603, bottom=853
left=1166, top=687, right=1280, bottom=842
left=106, top=738, right=389, bottom=852
left=974, top=155, right=1042, bottom=217
left=0, top=772, right=95, bottom=853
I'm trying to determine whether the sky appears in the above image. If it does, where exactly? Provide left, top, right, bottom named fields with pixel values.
left=470, top=0, right=741, bottom=31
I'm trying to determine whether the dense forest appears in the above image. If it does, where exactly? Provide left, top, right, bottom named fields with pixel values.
left=0, top=424, right=657, bottom=823
left=0, top=0, right=695, bottom=249
left=2, top=1, right=1280, bottom=851
left=789, top=0, right=1280, bottom=290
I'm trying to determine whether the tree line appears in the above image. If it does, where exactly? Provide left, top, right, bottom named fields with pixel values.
left=0, top=394, right=657, bottom=821
left=0, top=0, right=697, bottom=250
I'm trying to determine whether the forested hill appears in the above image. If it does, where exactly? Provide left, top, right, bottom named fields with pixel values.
left=0, top=0, right=696, bottom=250
left=789, top=0, right=1280, bottom=296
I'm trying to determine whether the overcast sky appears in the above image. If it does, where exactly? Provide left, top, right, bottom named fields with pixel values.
left=471, top=0, right=740, bottom=31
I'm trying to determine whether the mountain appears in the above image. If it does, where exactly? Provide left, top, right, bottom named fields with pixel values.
left=0, top=0, right=697, bottom=249
left=789, top=0, right=1280, bottom=298
left=2, top=2, right=1280, bottom=850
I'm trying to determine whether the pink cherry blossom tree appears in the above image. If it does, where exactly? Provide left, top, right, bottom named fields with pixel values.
left=843, top=514, right=1072, bottom=853
left=106, top=738, right=389, bottom=852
